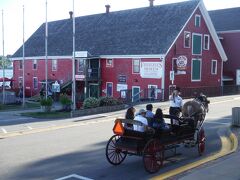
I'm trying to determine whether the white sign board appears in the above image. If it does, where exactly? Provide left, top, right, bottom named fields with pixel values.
left=140, top=62, right=163, bottom=79
left=117, top=84, right=128, bottom=92
left=236, top=69, right=240, bottom=85
left=170, top=71, right=175, bottom=81
left=74, top=51, right=88, bottom=58
left=52, top=81, right=60, bottom=92
left=75, top=75, right=85, bottom=81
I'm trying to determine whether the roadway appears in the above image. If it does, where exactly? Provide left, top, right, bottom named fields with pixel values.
left=0, top=95, right=239, bottom=180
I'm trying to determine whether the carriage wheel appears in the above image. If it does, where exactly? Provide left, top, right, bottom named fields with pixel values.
left=197, top=128, right=206, bottom=156
left=143, top=139, right=164, bottom=173
left=105, top=135, right=127, bottom=165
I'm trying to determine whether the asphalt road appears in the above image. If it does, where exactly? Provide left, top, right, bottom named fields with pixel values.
left=0, top=95, right=239, bottom=180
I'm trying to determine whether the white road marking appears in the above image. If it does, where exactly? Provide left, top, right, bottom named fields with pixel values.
left=1, top=128, right=7, bottom=133
left=55, top=174, right=94, bottom=180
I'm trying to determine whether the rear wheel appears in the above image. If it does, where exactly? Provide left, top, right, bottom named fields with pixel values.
left=197, top=128, right=206, bottom=156
left=143, top=139, right=164, bottom=173
left=106, top=135, right=127, bottom=165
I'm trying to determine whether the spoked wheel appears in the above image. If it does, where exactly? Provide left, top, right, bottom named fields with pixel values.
left=143, top=139, right=164, bottom=173
left=197, top=128, right=206, bottom=156
left=105, top=135, right=127, bottom=165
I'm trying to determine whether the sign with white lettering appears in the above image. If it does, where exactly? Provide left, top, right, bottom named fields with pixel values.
left=75, top=51, right=88, bottom=58
left=140, top=62, right=163, bottom=79
left=117, top=84, right=128, bottom=92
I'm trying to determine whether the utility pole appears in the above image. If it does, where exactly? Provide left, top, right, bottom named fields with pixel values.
left=72, top=0, right=76, bottom=110
left=22, top=5, right=25, bottom=107
left=2, top=9, right=5, bottom=105
left=45, top=0, right=48, bottom=100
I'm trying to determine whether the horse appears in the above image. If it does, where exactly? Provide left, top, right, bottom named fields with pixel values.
left=182, top=93, right=210, bottom=128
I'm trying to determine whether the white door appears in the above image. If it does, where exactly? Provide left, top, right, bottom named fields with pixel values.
left=132, top=86, right=140, bottom=102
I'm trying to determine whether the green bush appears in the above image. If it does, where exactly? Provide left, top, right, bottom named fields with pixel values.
left=60, top=94, right=72, bottom=105
left=83, top=97, right=100, bottom=109
left=40, top=97, right=53, bottom=107
left=99, top=96, right=123, bottom=106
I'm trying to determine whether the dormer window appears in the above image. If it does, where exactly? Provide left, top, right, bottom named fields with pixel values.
left=195, top=14, right=201, bottom=27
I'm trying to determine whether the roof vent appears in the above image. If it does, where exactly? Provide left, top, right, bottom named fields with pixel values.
left=149, top=0, right=154, bottom=7
left=69, top=11, right=73, bottom=19
left=105, top=5, right=110, bottom=14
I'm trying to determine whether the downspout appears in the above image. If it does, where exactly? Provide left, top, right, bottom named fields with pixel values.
left=161, top=56, right=165, bottom=101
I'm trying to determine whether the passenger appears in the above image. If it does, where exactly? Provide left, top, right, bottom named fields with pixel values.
left=146, top=104, right=154, bottom=126
left=133, top=109, right=148, bottom=132
left=169, top=87, right=183, bottom=125
left=124, top=107, right=136, bottom=130
left=146, top=104, right=154, bottom=118
left=152, top=108, right=169, bottom=130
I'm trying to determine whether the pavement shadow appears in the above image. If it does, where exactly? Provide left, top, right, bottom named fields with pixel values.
left=6, top=140, right=154, bottom=180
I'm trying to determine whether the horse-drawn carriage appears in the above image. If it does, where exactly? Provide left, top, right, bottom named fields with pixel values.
left=105, top=97, right=209, bottom=173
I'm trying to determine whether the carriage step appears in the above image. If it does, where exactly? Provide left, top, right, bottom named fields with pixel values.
left=164, top=144, right=180, bottom=150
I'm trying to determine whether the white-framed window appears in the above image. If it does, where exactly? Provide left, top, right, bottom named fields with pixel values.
left=211, top=60, right=217, bottom=75
left=106, top=82, right=113, bottom=97
left=33, top=59, right=37, bottom=70
left=132, top=59, right=140, bottom=74
left=184, top=31, right=191, bottom=48
left=106, top=59, right=113, bottom=67
left=192, top=33, right=202, bottom=55
left=52, top=59, right=57, bottom=71
left=33, top=77, right=38, bottom=89
left=191, top=58, right=202, bottom=81
left=203, top=34, right=210, bottom=50
left=19, top=61, right=23, bottom=70
left=195, top=14, right=201, bottom=27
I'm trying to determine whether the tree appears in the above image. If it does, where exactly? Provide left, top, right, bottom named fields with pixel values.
left=0, top=56, right=12, bottom=68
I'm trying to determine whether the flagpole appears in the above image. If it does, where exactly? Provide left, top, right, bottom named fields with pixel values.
left=45, top=0, right=48, bottom=100
left=72, top=0, right=76, bottom=110
left=2, top=9, right=5, bottom=105
left=22, top=5, right=25, bottom=107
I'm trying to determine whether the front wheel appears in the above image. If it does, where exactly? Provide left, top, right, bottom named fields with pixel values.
left=197, top=128, right=206, bottom=156
left=105, top=135, right=127, bottom=165
left=143, top=139, right=164, bottom=173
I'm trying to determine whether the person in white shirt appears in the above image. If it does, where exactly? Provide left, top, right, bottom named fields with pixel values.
left=133, top=109, right=148, bottom=132
left=169, top=87, right=183, bottom=125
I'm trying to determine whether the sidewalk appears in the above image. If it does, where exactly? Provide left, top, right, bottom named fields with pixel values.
left=178, top=127, right=240, bottom=180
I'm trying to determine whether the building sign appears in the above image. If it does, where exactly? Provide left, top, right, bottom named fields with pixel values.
left=176, top=56, right=187, bottom=74
left=75, top=51, right=88, bottom=58
left=75, top=74, right=85, bottom=81
left=52, top=81, right=60, bottom=92
left=118, top=75, right=127, bottom=83
left=236, top=69, right=240, bottom=85
left=140, top=62, right=163, bottom=79
left=117, top=84, right=128, bottom=92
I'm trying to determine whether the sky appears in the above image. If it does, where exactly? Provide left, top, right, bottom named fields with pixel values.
left=0, top=0, right=240, bottom=56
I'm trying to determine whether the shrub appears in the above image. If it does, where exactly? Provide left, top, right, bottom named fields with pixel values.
left=60, top=94, right=72, bottom=105
left=83, top=97, right=100, bottom=109
left=99, top=96, right=123, bottom=106
left=40, top=97, right=53, bottom=107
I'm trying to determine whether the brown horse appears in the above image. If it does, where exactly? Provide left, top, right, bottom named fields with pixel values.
left=182, top=94, right=210, bottom=128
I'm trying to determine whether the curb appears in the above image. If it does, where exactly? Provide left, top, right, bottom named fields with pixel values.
left=151, top=129, right=238, bottom=180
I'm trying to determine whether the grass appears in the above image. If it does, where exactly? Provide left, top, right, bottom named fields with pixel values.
left=21, top=111, right=71, bottom=119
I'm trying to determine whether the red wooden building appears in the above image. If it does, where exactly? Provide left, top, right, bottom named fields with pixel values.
left=209, top=7, right=240, bottom=85
left=11, top=0, right=227, bottom=102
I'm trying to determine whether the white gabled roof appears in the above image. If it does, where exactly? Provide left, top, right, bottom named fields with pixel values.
left=199, top=1, right=228, bottom=61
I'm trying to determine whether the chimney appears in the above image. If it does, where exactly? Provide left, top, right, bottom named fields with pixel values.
left=69, top=11, right=73, bottom=19
left=149, top=0, right=154, bottom=7
left=105, top=5, right=110, bottom=14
